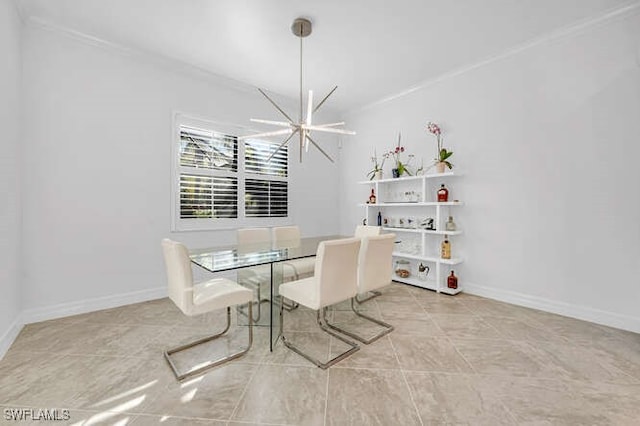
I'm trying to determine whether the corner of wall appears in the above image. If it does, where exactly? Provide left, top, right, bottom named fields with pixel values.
left=0, top=315, right=23, bottom=361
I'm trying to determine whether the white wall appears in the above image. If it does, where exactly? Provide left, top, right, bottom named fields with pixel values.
left=20, top=21, right=341, bottom=318
left=340, top=12, right=640, bottom=332
left=0, top=0, right=23, bottom=357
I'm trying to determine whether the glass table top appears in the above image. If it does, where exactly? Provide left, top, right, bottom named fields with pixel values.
left=189, top=235, right=344, bottom=273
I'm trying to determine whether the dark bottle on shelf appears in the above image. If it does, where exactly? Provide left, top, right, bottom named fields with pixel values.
left=377, top=211, right=382, bottom=226
left=369, top=188, right=377, bottom=204
left=437, top=184, right=449, bottom=202
left=447, top=271, right=458, bottom=289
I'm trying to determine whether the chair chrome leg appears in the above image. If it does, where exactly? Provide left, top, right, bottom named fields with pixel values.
left=281, top=306, right=359, bottom=369
left=237, top=284, right=270, bottom=323
left=354, top=290, right=382, bottom=304
left=325, top=298, right=394, bottom=345
left=281, top=297, right=299, bottom=311
left=164, top=305, right=253, bottom=381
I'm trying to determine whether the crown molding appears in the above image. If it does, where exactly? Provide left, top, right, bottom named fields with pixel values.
left=347, top=1, right=640, bottom=116
left=24, top=15, right=283, bottom=99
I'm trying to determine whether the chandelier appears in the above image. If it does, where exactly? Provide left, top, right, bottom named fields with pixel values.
left=239, top=17, right=355, bottom=163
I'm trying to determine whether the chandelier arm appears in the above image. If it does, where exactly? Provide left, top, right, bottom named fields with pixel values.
left=303, top=125, right=356, bottom=135
left=306, top=90, right=313, bottom=125
left=250, top=118, right=292, bottom=127
left=266, top=129, right=299, bottom=163
left=238, top=129, right=292, bottom=140
left=257, top=88, right=294, bottom=123
left=315, top=122, right=345, bottom=128
left=313, top=86, right=338, bottom=114
left=305, top=134, right=334, bottom=163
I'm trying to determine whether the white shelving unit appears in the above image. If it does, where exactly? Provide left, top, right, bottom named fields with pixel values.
left=359, top=172, right=464, bottom=295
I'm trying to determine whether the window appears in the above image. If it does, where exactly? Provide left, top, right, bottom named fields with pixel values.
left=172, top=115, right=289, bottom=230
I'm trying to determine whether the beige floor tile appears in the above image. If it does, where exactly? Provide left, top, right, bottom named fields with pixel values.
left=325, top=367, right=421, bottom=425
left=8, top=321, right=77, bottom=353
left=231, top=364, right=327, bottom=425
left=588, top=334, right=640, bottom=381
left=480, top=315, right=568, bottom=343
left=162, top=325, right=267, bottom=368
left=420, top=298, right=474, bottom=314
left=450, top=338, right=570, bottom=378
left=527, top=339, right=639, bottom=384
left=403, top=372, right=517, bottom=425
left=3, top=286, right=639, bottom=425
left=65, top=355, right=173, bottom=412
left=478, top=375, right=640, bottom=425
left=390, top=335, right=474, bottom=373
left=460, top=298, right=541, bottom=318
left=44, top=323, right=172, bottom=357
left=329, top=335, right=400, bottom=370
left=141, top=362, right=257, bottom=420
left=0, top=353, right=84, bottom=407
left=130, top=414, right=225, bottom=425
left=375, top=296, right=424, bottom=312
left=379, top=314, right=444, bottom=336
left=429, top=314, right=503, bottom=339
left=0, top=407, right=138, bottom=425
left=263, top=331, right=332, bottom=367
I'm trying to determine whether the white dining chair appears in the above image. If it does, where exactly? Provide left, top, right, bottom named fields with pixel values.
left=353, top=225, right=383, bottom=302
left=326, top=234, right=395, bottom=344
left=354, top=225, right=382, bottom=238
left=272, top=226, right=316, bottom=279
left=161, top=238, right=254, bottom=381
left=237, top=228, right=272, bottom=323
left=278, top=237, right=361, bottom=369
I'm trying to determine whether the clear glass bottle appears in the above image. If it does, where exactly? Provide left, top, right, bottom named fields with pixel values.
left=445, top=216, right=457, bottom=231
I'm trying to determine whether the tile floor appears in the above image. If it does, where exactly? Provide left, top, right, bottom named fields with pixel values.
left=1, top=283, right=639, bottom=425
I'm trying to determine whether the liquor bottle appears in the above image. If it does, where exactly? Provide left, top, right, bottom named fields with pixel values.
left=447, top=271, right=458, bottom=289
left=437, top=184, right=449, bottom=202
left=369, top=188, right=377, bottom=204
left=377, top=211, right=382, bottom=226
left=441, top=235, right=451, bottom=259
left=445, top=216, right=457, bottom=231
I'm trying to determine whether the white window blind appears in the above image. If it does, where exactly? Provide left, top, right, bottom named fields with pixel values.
left=179, top=174, right=238, bottom=219
left=245, top=179, right=288, bottom=218
left=173, top=117, right=289, bottom=230
left=244, top=138, right=288, bottom=177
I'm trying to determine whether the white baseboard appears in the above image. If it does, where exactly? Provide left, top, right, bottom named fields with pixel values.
left=21, top=286, right=167, bottom=325
left=464, top=282, right=640, bottom=334
left=0, top=314, right=24, bottom=360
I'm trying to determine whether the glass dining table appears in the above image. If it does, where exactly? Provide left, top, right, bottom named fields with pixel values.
left=189, top=235, right=343, bottom=351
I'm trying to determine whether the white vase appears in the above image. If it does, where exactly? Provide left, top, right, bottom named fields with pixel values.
left=436, top=162, right=446, bottom=173
left=374, top=170, right=383, bottom=180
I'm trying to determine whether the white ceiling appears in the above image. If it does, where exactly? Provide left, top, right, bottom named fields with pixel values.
left=18, top=0, right=637, bottom=112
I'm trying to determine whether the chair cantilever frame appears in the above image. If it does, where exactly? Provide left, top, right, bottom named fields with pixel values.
left=353, top=225, right=383, bottom=303
left=325, top=234, right=395, bottom=344
left=278, top=238, right=361, bottom=369
left=164, top=305, right=253, bottom=381
left=236, top=228, right=274, bottom=323
left=161, top=239, right=254, bottom=381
